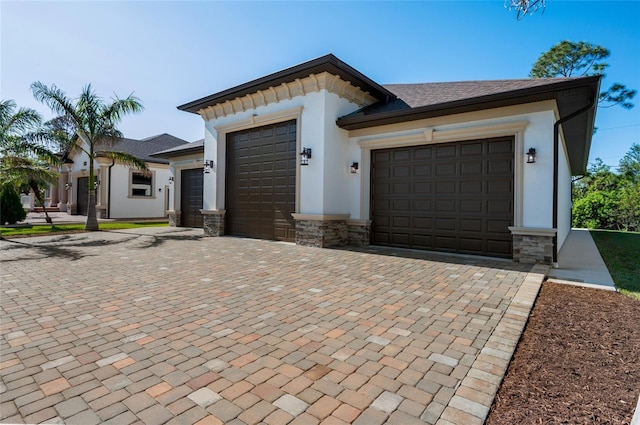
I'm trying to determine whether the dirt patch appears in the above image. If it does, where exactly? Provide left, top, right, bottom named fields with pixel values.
left=486, top=282, right=640, bottom=425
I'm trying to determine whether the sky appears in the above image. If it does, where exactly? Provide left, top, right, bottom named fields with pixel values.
left=2, top=0, right=639, bottom=171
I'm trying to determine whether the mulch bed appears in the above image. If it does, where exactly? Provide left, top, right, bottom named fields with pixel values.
left=486, top=282, right=640, bottom=425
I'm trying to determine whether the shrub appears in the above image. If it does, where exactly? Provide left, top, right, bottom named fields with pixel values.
left=0, top=185, right=27, bottom=225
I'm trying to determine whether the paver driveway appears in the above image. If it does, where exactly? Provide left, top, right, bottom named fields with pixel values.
left=0, top=227, right=542, bottom=425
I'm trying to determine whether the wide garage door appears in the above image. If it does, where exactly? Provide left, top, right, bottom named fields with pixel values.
left=225, top=120, right=296, bottom=242
left=371, top=137, right=514, bottom=258
left=181, top=169, right=203, bottom=228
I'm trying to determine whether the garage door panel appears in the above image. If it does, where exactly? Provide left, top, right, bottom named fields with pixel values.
left=489, top=139, right=513, bottom=154
left=372, top=137, right=514, bottom=258
left=226, top=120, right=296, bottom=242
left=461, top=161, right=483, bottom=175
left=488, top=199, right=512, bottom=213
left=460, top=219, right=483, bottom=232
left=436, top=200, right=456, bottom=212
left=435, top=218, right=456, bottom=231
left=461, top=143, right=483, bottom=156
left=413, top=217, right=432, bottom=229
left=181, top=169, right=203, bottom=228
left=436, top=163, right=456, bottom=175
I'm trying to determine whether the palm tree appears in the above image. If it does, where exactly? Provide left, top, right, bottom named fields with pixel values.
left=31, top=82, right=148, bottom=231
left=0, top=99, right=60, bottom=224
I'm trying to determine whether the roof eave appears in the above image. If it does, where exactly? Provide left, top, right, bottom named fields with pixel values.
left=150, top=146, right=205, bottom=159
left=337, top=77, right=601, bottom=130
left=177, top=54, right=397, bottom=114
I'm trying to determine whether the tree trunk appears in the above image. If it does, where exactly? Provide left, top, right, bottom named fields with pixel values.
left=29, top=181, right=52, bottom=224
left=85, top=189, right=99, bottom=231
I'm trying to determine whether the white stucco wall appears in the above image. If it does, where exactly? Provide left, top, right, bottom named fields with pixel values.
left=108, top=163, right=170, bottom=219
left=557, top=132, right=572, bottom=249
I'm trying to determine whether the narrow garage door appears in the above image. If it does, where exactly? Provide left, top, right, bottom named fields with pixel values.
left=226, top=120, right=296, bottom=242
left=181, top=169, right=203, bottom=228
left=77, top=177, right=88, bottom=216
left=371, top=137, right=514, bottom=258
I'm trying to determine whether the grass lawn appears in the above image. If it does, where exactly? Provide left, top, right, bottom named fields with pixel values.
left=0, top=221, right=168, bottom=238
left=590, top=229, right=640, bottom=299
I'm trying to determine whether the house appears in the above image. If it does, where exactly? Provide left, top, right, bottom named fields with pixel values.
left=51, top=133, right=189, bottom=219
left=150, top=139, right=205, bottom=228
left=170, top=54, right=600, bottom=264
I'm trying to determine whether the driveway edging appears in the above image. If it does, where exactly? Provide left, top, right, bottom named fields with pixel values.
left=436, top=264, right=548, bottom=425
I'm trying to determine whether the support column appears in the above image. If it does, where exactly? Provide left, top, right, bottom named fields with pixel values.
left=292, top=214, right=349, bottom=248
left=347, top=219, right=372, bottom=247
left=509, top=227, right=557, bottom=265
left=167, top=210, right=181, bottom=227
left=201, top=210, right=225, bottom=236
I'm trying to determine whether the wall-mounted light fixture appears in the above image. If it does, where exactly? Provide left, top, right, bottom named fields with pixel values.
left=93, top=179, right=100, bottom=189
left=65, top=182, right=72, bottom=190
left=526, top=147, right=537, bottom=164
left=158, top=188, right=162, bottom=193
left=300, top=148, right=312, bottom=166
left=169, top=176, right=175, bottom=183
left=203, top=160, right=214, bottom=174
left=350, top=162, right=359, bottom=174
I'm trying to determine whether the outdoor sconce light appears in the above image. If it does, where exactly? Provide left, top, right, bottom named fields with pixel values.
left=526, top=147, right=537, bottom=164
left=65, top=182, right=72, bottom=190
left=203, top=160, right=214, bottom=174
left=93, top=180, right=100, bottom=189
left=169, top=176, right=175, bottom=183
left=300, top=148, right=312, bottom=166
left=350, top=162, right=359, bottom=174
left=158, top=188, right=162, bottom=193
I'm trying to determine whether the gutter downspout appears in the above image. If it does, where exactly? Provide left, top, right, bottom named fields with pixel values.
left=107, top=159, right=115, bottom=219
left=553, top=96, right=596, bottom=265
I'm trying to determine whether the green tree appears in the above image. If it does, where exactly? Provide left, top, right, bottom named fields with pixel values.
left=31, top=83, right=148, bottom=231
left=619, top=143, right=640, bottom=181
left=530, top=41, right=636, bottom=109
left=0, top=99, right=60, bottom=224
left=572, top=147, right=640, bottom=231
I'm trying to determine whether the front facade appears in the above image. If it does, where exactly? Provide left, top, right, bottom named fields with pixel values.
left=51, top=134, right=188, bottom=219
left=173, top=54, right=600, bottom=264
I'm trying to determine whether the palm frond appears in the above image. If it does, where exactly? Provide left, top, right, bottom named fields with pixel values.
left=30, top=82, right=83, bottom=127
left=103, top=94, right=144, bottom=122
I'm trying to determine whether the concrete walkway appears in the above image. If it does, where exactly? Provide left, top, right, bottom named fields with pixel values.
left=0, top=228, right=543, bottom=425
left=546, top=229, right=616, bottom=290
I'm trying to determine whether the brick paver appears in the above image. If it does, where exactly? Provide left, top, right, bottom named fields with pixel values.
left=0, top=227, right=543, bottom=424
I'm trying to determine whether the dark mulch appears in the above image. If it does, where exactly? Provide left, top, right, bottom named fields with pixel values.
left=486, top=282, right=640, bottom=425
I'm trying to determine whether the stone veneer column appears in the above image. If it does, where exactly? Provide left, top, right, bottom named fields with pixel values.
left=167, top=211, right=181, bottom=227
left=509, top=227, right=557, bottom=265
left=201, top=210, right=225, bottom=236
left=347, top=219, right=372, bottom=247
left=292, top=214, right=349, bottom=248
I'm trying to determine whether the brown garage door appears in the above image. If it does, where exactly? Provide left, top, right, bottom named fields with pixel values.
left=181, top=169, right=203, bottom=228
left=371, top=137, right=514, bottom=258
left=225, top=120, right=296, bottom=242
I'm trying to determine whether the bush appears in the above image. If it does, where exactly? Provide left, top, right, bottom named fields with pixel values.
left=0, top=185, right=27, bottom=225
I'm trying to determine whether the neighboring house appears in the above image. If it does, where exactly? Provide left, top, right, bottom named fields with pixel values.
left=171, top=54, right=599, bottom=265
left=150, top=139, right=205, bottom=228
left=51, top=133, right=189, bottom=219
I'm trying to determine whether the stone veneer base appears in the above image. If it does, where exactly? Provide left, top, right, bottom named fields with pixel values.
left=293, top=214, right=350, bottom=248
left=167, top=211, right=181, bottom=227
left=509, top=227, right=557, bottom=265
left=202, top=210, right=225, bottom=236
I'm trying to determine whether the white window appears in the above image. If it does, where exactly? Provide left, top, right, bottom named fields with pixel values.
left=131, top=172, right=152, bottom=197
